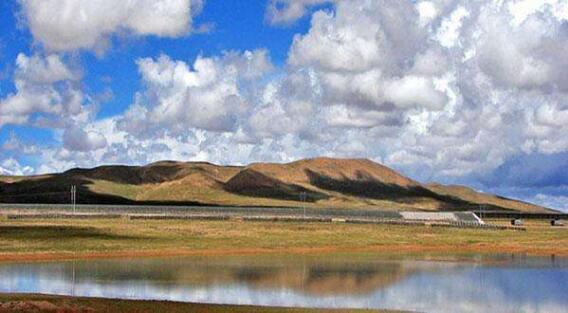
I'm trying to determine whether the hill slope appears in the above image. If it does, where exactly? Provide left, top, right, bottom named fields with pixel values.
left=0, top=157, right=556, bottom=213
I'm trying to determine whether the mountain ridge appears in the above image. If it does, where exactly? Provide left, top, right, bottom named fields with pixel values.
left=0, top=157, right=557, bottom=213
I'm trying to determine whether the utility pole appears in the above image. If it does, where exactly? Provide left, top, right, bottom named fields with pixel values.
left=71, top=185, right=76, bottom=214
left=300, top=192, right=307, bottom=218
left=478, top=204, right=484, bottom=220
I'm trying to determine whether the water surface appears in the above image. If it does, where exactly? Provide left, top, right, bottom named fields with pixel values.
left=0, top=253, right=566, bottom=313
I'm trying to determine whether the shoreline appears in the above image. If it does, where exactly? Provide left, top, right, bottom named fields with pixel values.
left=0, top=293, right=401, bottom=313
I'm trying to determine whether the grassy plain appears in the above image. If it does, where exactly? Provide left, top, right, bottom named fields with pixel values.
left=0, top=218, right=566, bottom=261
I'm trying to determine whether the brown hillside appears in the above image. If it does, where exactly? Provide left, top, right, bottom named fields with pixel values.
left=246, top=157, right=418, bottom=187
left=227, top=158, right=461, bottom=208
left=224, top=168, right=328, bottom=202
left=0, top=157, right=557, bottom=213
left=66, top=161, right=241, bottom=185
left=426, top=183, right=550, bottom=214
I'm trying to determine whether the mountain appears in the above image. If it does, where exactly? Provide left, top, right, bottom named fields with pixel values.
left=0, top=157, right=556, bottom=213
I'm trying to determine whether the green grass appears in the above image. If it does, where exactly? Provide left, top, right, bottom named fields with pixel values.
left=0, top=218, right=566, bottom=257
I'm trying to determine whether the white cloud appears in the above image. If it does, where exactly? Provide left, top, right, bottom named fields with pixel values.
left=435, top=6, right=469, bottom=48
left=384, top=76, right=447, bottom=110
left=507, top=0, right=568, bottom=25
left=417, top=1, right=439, bottom=26
left=265, top=0, right=332, bottom=25
left=411, top=48, right=450, bottom=76
left=323, top=105, right=401, bottom=128
left=0, top=53, right=89, bottom=129
left=18, top=0, right=202, bottom=52
left=250, top=98, right=314, bottom=138
left=525, top=193, right=568, bottom=213
left=288, top=7, right=387, bottom=72
left=15, top=53, right=79, bottom=83
left=62, top=126, right=107, bottom=152
left=287, top=0, right=445, bottom=116
left=473, top=7, right=567, bottom=90
left=117, top=50, right=272, bottom=137
left=0, top=158, right=34, bottom=176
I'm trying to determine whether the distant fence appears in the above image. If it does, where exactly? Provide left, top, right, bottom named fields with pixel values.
left=480, top=211, right=568, bottom=220
left=0, top=203, right=404, bottom=219
left=0, top=203, right=557, bottom=230
left=4, top=212, right=521, bottom=230
left=5, top=213, right=123, bottom=220
left=0, top=203, right=477, bottom=221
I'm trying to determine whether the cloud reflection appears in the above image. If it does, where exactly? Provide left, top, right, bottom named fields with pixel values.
left=0, top=255, right=566, bottom=313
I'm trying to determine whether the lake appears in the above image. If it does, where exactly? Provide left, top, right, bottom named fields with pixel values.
left=0, top=253, right=566, bottom=313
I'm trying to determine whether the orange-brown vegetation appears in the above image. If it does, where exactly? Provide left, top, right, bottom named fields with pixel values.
left=0, top=157, right=557, bottom=213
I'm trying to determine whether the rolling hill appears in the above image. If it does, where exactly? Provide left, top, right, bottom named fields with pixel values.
left=0, top=157, right=556, bottom=213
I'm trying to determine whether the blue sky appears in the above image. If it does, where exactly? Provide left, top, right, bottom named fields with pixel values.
left=0, top=0, right=313, bottom=123
left=0, top=0, right=567, bottom=212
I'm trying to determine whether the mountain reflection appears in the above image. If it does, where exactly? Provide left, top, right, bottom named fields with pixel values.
left=0, top=254, right=566, bottom=313
left=60, top=257, right=415, bottom=295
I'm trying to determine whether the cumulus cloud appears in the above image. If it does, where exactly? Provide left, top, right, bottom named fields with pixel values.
left=531, top=194, right=568, bottom=213
left=18, top=0, right=203, bottom=52
left=265, top=0, right=332, bottom=25
left=63, top=126, right=107, bottom=152
left=0, top=53, right=89, bottom=129
left=0, top=158, right=34, bottom=176
left=118, top=50, right=273, bottom=137
left=322, top=105, right=401, bottom=129
left=287, top=0, right=442, bottom=114
left=383, top=76, right=447, bottom=110
left=14, top=53, right=79, bottom=83
left=473, top=6, right=568, bottom=90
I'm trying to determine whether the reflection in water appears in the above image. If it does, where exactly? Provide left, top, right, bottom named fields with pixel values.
left=0, top=254, right=566, bottom=313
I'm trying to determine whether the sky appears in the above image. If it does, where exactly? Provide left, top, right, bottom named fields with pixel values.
left=0, top=0, right=567, bottom=212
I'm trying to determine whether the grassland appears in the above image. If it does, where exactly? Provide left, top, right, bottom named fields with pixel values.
left=0, top=218, right=566, bottom=261
left=0, top=294, right=399, bottom=313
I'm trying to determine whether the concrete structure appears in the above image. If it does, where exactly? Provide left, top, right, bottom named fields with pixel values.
left=511, top=219, right=523, bottom=226
left=401, top=211, right=483, bottom=224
